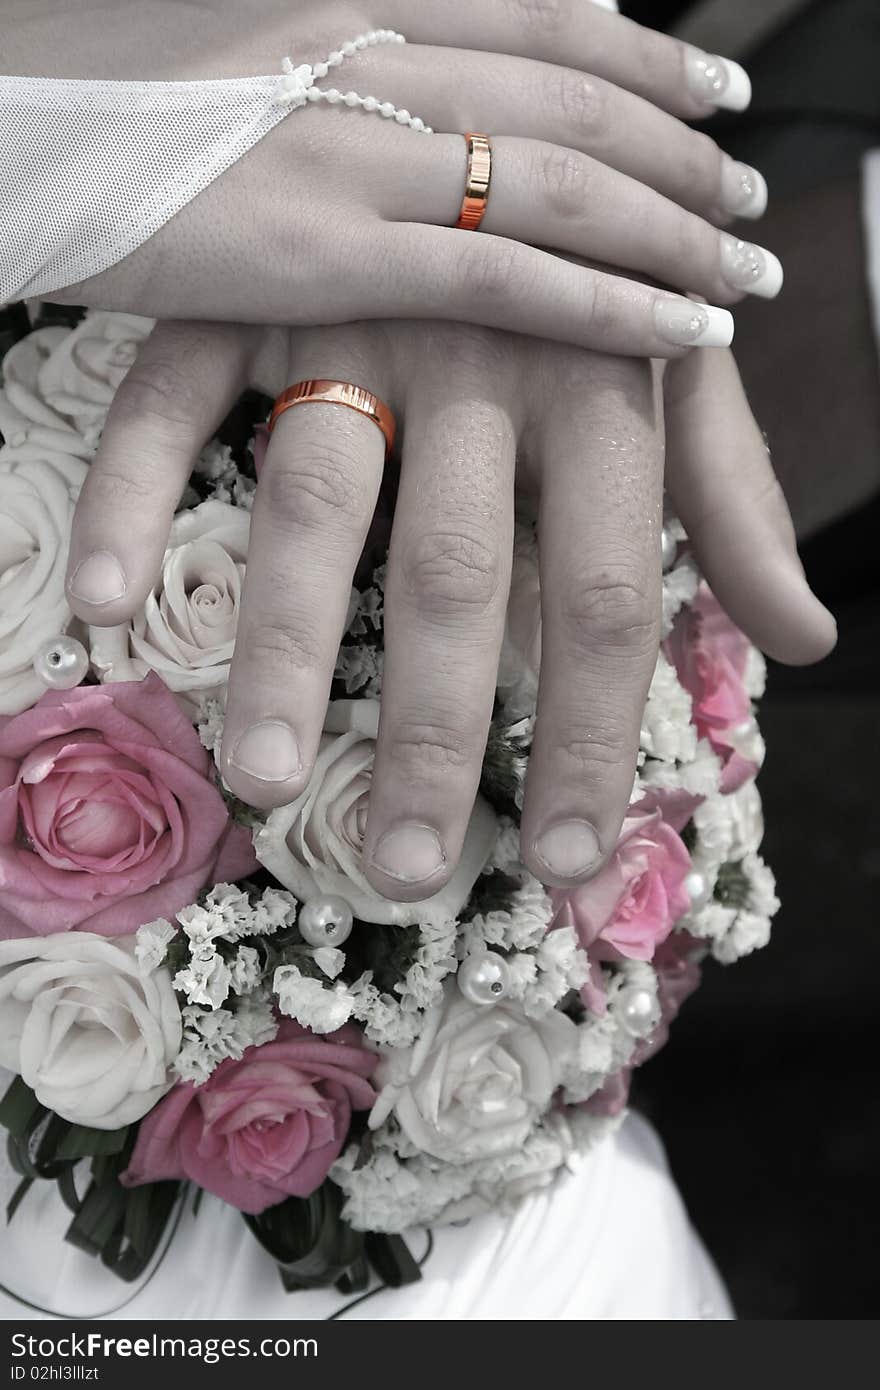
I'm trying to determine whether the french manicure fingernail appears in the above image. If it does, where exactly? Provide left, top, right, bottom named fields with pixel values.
left=230, top=721, right=301, bottom=782
left=719, top=158, right=768, bottom=219
left=370, top=823, right=446, bottom=883
left=533, top=820, right=602, bottom=881
left=68, top=550, right=126, bottom=605
left=720, top=233, right=784, bottom=298
left=685, top=47, right=752, bottom=111
left=655, top=299, right=734, bottom=348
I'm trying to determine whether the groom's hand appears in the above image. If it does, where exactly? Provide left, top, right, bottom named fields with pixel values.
left=64, top=319, right=835, bottom=900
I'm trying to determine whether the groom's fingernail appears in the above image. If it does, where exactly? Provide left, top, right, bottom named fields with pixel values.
left=533, top=820, right=602, bottom=882
left=230, top=721, right=301, bottom=782
left=685, top=48, right=752, bottom=111
left=370, top=823, right=446, bottom=883
left=655, top=299, right=734, bottom=348
left=720, top=233, right=784, bottom=299
left=68, top=550, right=127, bottom=605
left=719, top=158, right=768, bottom=220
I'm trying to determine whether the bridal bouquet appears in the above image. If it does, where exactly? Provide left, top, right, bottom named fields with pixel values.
left=0, top=307, right=778, bottom=1293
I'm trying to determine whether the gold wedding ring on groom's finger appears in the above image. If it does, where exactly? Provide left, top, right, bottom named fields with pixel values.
left=268, top=379, right=397, bottom=455
left=456, top=133, right=493, bottom=231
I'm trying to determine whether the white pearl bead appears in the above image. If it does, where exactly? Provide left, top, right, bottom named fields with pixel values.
left=410, top=116, right=424, bottom=131
left=313, top=61, right=329, bottom=78
left=33, top=635, right=89, bottom=690
left=457, top=951, right=510, bottom=1006
left=660, top=527, right=678, bottom=572
left=341, top=41, right=356, bottom=56
left=328, top=51, right=343, bottom=67
left=379, top=102, right=395, bottom=118
left=394, top=33, right=405, bottom=43
left=343, top=91, right=360, bottom=106
left=395, top=109, right=411, bottom=123
left=298, top=895, right=354, bottom=948
left=685, top=870, right=711, bottom=909
left=354, top=35, right=368, bottom=49
left=325, top=89, right=342, bottom=104
left=616, top=986, right=660, bottom=1039
left=363, top=95, right=379, bottom=111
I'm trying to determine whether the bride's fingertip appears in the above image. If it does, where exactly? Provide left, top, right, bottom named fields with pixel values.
left=654, top=299, right=734, bottom=349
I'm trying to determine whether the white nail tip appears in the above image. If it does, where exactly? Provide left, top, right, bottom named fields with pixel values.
left=696, top=306, right=735, bottom=348
left=743, top=167, right=768, bottom=218
left=751, top=247, right=784, bottom=299
left=718, top=60, right=752, bottom=112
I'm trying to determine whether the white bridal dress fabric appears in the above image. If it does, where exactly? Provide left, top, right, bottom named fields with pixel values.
left=0, top=1086, right=732, bottom=1322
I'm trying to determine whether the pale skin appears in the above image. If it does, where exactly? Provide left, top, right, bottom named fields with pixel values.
left=65, top=321, right=836, bottom=894
left=12, top=0, right=780, bottom=346
left=9, top=1, right=836, bottom=890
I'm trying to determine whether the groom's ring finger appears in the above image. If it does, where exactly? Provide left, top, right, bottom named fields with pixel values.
left=389, top=135, right=783, bottom=305
left=220, top=377, right=388, bottom=809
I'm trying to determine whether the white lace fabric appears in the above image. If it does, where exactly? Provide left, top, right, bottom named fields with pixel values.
left=0, top=29, right=422, bottom=305
left=1, top=73, right=290, bottom=303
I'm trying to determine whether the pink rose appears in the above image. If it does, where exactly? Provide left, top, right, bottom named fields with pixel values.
left=121, top=1020, right=378, bottom=1214
left=583, top=1069, right=632, bottom=1118
left=0, top=673, right=255, bottom=939
left=665, top=586, right=757, bottom=792
left=551, top=808, right=691, bottom=986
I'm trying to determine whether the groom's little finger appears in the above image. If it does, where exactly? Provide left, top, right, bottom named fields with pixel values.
left=65, top=321, right=250, bottom=624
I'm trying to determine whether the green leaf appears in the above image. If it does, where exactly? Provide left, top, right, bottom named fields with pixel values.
left=55, top=1123, right=130, bottom=1161
left=6, top=1176, right=33, bottom=1224
left=0, top=1077, right=44, bottom=1139
left=714, top=860, right=752, bottom=910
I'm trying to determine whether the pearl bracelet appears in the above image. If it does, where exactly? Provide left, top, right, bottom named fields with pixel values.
left=275, top=29, right=434, bottom=134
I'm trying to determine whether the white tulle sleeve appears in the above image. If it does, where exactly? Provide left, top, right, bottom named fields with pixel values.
left=0, top=29, right=420, bottom=305
left=0, top=72, right=296, bottom=304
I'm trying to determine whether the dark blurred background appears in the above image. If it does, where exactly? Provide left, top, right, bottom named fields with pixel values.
left=625, top=0, right=880, bottom=1319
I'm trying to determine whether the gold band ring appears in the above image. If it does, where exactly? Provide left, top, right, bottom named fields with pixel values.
left=268, top=379, right=396, bottom=455
left=456, top=133, right=492, bottom=232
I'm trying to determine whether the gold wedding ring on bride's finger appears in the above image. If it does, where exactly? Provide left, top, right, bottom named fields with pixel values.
left=456, top=133, right=493, bottom=231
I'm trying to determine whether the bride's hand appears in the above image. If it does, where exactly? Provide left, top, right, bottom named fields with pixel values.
left=64, top=319, right=835, bottom=897
left=15, top=0, right=778, bottom=353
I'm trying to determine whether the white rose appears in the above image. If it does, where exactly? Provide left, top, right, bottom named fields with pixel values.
left=0, top=933, right=181, bottom=1130
left=255, top=699, right=497, bottom=927
left=0, top=313, right=152, bottom=454
left=0, top=328, right=92, bottom=458
left=496, top=523, right=542, bottom=718
left=368, top=981, right=577, bottom=1163
left=90, top=500, right=249, bottom=712
left=0, top=444, right=89, bottom=714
